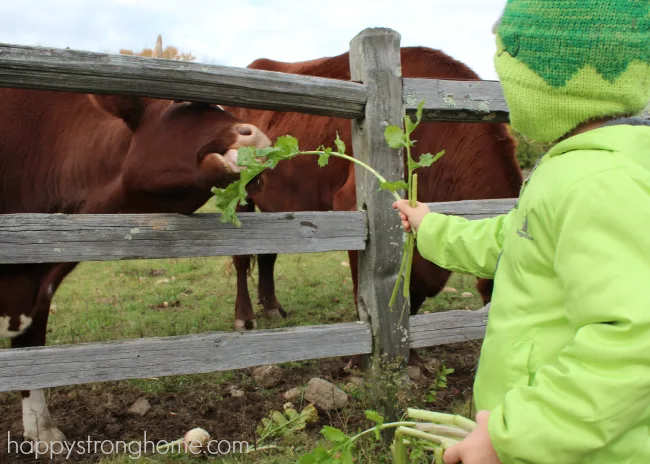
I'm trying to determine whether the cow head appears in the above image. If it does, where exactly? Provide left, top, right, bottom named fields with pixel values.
left=88, top=94, right=270, bottom=212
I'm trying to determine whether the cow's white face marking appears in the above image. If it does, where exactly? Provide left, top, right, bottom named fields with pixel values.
left=22, top=389, right=67, bottom=447
left=0, top=315, right=33, bottom=339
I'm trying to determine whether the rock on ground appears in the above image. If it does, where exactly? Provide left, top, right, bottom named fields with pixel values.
left=283, top=387, right=303, bottom=401
left=128, top=398, right=151, bottom=416
left=304, top=378, right=349, bottom=410
left=251, top=364, right=284, bottom=388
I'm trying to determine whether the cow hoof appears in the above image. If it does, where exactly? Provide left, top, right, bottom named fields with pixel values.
left=235, top=319, right=257, bottom=331
left=266, top=309, right=284, bottom=320
left=24, top=427, right=67, bottom=454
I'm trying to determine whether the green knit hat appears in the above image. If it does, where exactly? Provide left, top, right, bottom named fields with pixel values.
left=493, top=0, right=650, bottom=144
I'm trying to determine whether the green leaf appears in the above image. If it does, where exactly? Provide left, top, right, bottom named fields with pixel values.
left=415, top=100, right=425, bottom=125
left=318, top=152, right=331, bottom=167
left=334, top=132, right=346, bottom=155
left=409, top=149, right=445, bottom=170
left=380, top=180, right=408, bottom=193
left=275, top=135, right=300, bottom=157
left=384, top=125, right=406, bottom=148
left=340, top=445, right=354, bottom=464
left=235, top=146, right=258, bottom=166
left=298, top=446, right=331, bottom=464
left=404, top=100, right=426, bottom=135
left=404, top=114, right=416, bottom=135
left=365, top=410, right=384, bottom=426
left=432, top=149, right=445, bottom=163
left=321, top=426, right=349, bottom=444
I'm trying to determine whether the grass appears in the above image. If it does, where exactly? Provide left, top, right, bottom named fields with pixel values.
left=0, top=202, right=485, bottom=463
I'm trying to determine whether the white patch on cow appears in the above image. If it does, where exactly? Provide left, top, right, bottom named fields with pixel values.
left=234, top=319, right=256, bottom=331
left=0, top=315, right=33, bottom=339
left=22, top=389, right=66, bottom=447
left=47, top=284, right=54, bottom=298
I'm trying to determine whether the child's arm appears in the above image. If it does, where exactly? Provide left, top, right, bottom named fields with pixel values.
left=393, top=200, right=515, bottom=279
left=487, top=168, right=650, bottom=463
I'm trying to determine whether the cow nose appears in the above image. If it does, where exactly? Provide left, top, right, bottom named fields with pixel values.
left=233, top=123, right=272, bottom=150
left=237, top=125, right=253, bottom=136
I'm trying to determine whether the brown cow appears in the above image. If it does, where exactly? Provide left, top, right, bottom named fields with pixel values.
left=224, top=46, right=522, bottom=369
left=0, top=87, right=270, bottom=448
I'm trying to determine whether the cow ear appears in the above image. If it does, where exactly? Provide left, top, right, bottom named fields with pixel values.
left=88, top=95, right=146, bottom=132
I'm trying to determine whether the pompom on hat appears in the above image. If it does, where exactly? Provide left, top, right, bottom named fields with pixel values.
left=493, top=0, right=650, bottom=144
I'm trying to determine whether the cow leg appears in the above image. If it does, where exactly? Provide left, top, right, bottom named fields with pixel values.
left=233, top=254, right=257, bottom=331
left=10, top=264, right=76, bottom=450
left=344, top=250, right=365, bottom=372
left=232, top=201, right=257, bottom=331
left=12, top=309, right=66, bottom=450
left=257, top=253, right=286, bottom=320
left=476, top=278, right=494, bottom=305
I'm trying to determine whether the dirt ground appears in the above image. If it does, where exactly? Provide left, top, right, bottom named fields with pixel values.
left=0, top=342, right=480, bottom=463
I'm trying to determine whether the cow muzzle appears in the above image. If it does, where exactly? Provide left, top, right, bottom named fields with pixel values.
left=223, top=123, right=272, bottom=173
left=199, top=123, right=271, bottom=176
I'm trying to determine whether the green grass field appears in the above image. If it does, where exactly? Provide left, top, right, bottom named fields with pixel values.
left=0, top=203, right=485, bottom=463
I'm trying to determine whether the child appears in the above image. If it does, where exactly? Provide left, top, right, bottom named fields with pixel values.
left=393, top=1, right=650, bottom=463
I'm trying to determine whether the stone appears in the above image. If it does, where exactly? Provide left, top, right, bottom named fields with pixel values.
left=461, top=292, right=474, bottom=298
left=251, top=364, right=284, bottom=388
left=442, top=287, right=458, bottom=293
left=407, top=365, right=423, bottom=381
left=128, top=398, right=151, bottom=416
left=304, top=378, right=348, bottom=410
left=283, top=387, right=303, bottom=401
left=228, top=386, right=245, bottom=398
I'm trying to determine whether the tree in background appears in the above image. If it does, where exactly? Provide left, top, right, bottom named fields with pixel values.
left=119, top=34, right=196, bottom=61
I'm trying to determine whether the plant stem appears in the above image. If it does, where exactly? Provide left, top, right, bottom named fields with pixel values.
left=414, top=423, right=471, bottom=439
left=298, top=150, right=402, bottom=202
left=324, top=421, right=418, bottom=458
left=407, top=409, right=477, bottom=432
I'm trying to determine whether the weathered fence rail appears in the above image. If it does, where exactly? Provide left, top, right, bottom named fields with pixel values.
left=0, top=42, right=513, bottom=123
left=0, top=199, right=514, bottom=264
left=0, top=307, right=490, bottom=392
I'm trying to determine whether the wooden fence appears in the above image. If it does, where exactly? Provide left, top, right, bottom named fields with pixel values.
left=1, top=28, right=646, bottom=396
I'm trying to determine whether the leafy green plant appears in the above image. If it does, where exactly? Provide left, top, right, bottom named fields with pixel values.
left=211, top=100, right=443, bottom=311
left=296, top=408, right=475, bottom=463
left=426, top=364, right=455, bottom=403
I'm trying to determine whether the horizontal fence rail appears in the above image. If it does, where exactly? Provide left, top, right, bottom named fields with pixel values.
left=0, top=43, right=514, bottom=124
left=427, top=198, right=517, bottom=219
left=0, top=211, right=368, bottom=263
left=404, top=78, right=509, bottom=123
left=0, top=43, right=368, bottom=119
left=1, top=44, right=648, bottom=127
left=0, top=308, right=488, bottom=392
left=0, top=200, right=515, bottom=263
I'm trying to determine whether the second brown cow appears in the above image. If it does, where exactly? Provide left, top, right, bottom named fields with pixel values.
left=224, top=46, right=523, bottom=369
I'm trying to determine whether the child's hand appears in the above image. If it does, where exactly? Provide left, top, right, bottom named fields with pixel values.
left=392, top=200, right=430, bottom=233
left=443, top=411, right=502, bottom=464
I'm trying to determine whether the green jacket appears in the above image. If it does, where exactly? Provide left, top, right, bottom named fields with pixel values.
left=416, top=120, right=650, bottom=463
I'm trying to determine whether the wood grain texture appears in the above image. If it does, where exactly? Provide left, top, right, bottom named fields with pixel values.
left=0, top=307, right=493, bottom=392
left=410, top=305, right=490, bottom=348
left=350, top=28, right=410, bottom=366
left=0, top=211, right=367, bottom=263
left=0, top=43, right=367, bottom=119
left=404, top=78, right=509, bottom=123
left=426, top=198, right=517, bottom=219
left=0, top=322, right=372, bottom=392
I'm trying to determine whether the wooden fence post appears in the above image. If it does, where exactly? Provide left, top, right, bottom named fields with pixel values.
left=349, top=27, right=410, bottom=420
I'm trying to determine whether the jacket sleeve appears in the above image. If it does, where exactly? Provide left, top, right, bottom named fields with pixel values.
left=415, top=209, right=515, bottom=279
left=488, top=168, right=650, bottom=463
